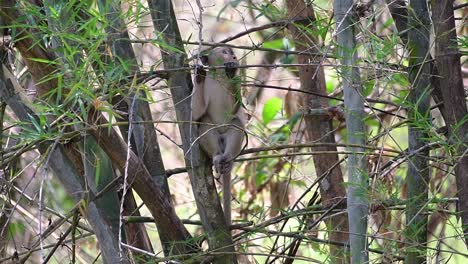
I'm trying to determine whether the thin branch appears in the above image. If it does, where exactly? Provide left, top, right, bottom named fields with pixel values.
left=454, top=3, right=468, bottom=10
left=218, top=17, right=310, bottom=44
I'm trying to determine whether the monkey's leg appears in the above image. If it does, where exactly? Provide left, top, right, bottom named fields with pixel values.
left=219, top=118, right=245, bottom=173
left=199, top=121, right=224, bottom=175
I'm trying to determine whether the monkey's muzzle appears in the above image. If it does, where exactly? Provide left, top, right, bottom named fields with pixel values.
left=224, top=62, right=238, bottom=79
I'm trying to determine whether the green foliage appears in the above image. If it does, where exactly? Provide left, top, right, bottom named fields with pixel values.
left=7, top=222, right=26, bottom=238
left=2, top=1, right=467, bottom=262
left=48, top=180, right=76, bottom=211
left=262, top=97, right=282, bottom=125
left=251, top=2, right=284, bottom=21
left=263, top=38, right=294, bottom=64
left=457, top=35, right=468, bottom=50
left=293, top=17, right=329, bottom=41
left=255, top=168, right=268, bottom=187
left=262, top=39, right=284, bottom=50
left=216, top=0, right=245, bottom=20
left=363, top=79, right=375, bottom=97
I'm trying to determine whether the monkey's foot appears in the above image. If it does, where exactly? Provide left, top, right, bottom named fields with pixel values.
left=213, top=153, right=233, bottom=176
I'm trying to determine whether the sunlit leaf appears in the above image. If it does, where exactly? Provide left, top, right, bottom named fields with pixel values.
left=262, top=97, right=282, bottom=125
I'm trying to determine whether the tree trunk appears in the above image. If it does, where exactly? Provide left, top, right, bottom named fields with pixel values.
left=405, top=0, right=431, bottom=263
left=97, top=0, right=170, bottom=255
left=334, top=0, right=369, bottom=262
left=286, top=1, right=349, bottom=262
left=432, top=0, right=468, bottom=247
left=146, top=1, right=236, bottom=263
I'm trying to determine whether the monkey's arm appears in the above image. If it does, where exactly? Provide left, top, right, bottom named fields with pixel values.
left=191, top=80, right=208, bottom=121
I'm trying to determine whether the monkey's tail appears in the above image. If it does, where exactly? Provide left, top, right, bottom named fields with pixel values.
left=222, top=171, right=231, bottom=227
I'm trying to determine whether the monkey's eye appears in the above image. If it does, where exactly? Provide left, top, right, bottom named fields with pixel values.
left=222, top=50, right=227, bottom=54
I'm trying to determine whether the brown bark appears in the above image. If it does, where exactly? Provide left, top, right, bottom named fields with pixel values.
left=386, top=0, right=448, bottom=123
left=112, top=95, right=155, bottom=255
left=404, top=1, right=432, bottom=262
left=432, top=0, right=468, bottom=246
left=286, top=1, right=349, bottom=262
left=98, top=0, right=165, bottom=253
left=88, top=110, right=196, bottom=254
left=121, top=192, right=154, bottom=256
left=386, top=0, right=408, bottom=42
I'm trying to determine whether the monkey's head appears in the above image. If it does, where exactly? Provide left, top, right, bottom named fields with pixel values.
left=201, top=47, right=238, bottom=79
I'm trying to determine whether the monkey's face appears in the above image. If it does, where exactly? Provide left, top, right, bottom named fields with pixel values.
left=208, top=47, right=238, bottom=79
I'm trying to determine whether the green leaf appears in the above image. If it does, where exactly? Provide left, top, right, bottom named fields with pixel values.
left=255, top=171, right=268, bottom=186
left=262, top=39, right=284, bottom=50
left=363, top=79, right=375, bottom=97
left=28, top=114, right=42, bottom=133
left=47, top=5, right=60, bottom=19
left=271, top=133, right=287, bottom=143
left=8, top=222, right=26, bottom=238
left=254, top=3, right=283, bottom=21
left=28, top=57, right=58, bottom=65
left=94, top=157, right=101, bottom=184
left=326, top=80, right=335, bottom=93
left=287, top=112, right=301, bottom=127
left=216, top=0, right=243, bottom=20
left=262, top=97, right=282, bottom=125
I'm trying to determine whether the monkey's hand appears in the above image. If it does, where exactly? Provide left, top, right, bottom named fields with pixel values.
left=224, top=62, right=238, bottom=79
left=213, top=153, right=234, bottom=176
left=194, top=63, right=206, bottom=84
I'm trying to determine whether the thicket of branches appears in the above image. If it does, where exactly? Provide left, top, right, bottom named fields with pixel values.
left=0, top=0, right=467, bottom=263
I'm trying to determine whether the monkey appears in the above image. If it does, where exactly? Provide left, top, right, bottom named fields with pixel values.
left=191, top=47, right=245, bottom=226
